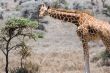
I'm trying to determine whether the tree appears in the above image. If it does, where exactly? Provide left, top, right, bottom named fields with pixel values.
left=19, top=42, right=31, bottom=68
left=52, top=0, right=68, bottom=9
left=91, top=0, right=95, bottom=5
left=0, top=18, right=39, bottom=73
left=14, top=0, right=17, bottom=2
left=101, top=0, right=107, bottom=8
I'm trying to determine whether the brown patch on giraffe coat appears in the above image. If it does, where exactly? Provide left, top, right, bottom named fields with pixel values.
left=87, top=26, right=100, bottom=41
left=51, top=12, right=57, bottom=18
left=60, top=14, right=64, bottom=18
left=56, top=13, right=62, bottom=20
left=56, top=13, right=61, bottom=19
left=88, top=26, right=97, bottom=35
left=63, top=17, right=69, bottom=22
left=63, top=18, right=68, bottom=21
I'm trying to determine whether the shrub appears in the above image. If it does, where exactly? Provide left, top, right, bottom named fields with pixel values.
left=100, top=51, right=110, bottom=61
left=49, top=0, right=69, bottom=9
left=10, top=67, right=28, bottom=73
left=19, top=1, right=39, bottom=19
left=10, top=62, right=40, bottom=73
left=98, top=51, right=110, bottom=66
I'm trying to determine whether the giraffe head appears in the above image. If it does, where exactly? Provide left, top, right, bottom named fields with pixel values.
left=39, top=3, right=49, bottom=17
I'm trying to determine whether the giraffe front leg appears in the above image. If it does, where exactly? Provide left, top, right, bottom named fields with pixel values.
left=77, top=26, right=90, bottom=73
left=82, top=40, right=90, bottom=73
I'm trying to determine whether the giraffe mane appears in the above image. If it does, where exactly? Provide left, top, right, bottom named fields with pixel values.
left=50, top=8, right=93, bottom=16
left=51, top=8, right=80, bottom=13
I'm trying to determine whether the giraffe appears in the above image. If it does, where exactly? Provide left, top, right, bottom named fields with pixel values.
left=38, top=3, right=110, bottom=73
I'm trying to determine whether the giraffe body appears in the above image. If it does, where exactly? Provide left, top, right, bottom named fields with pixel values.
left=39, top=4, right=110, bottom=73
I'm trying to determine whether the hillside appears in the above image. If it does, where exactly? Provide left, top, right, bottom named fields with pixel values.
left=0, top=0, right=110, bottom=73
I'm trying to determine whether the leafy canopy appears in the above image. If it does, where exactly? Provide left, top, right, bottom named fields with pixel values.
left=0, top=17, right=42, bottom=41
left=5, top=18, right=38, bottom=28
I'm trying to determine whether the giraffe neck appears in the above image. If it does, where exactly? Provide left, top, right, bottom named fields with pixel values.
left=47, top=8, right=81, bottom=26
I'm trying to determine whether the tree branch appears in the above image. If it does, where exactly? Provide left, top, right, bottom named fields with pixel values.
left=0, top=49, right=6, bottom=56
left=2, top=37, right=8, bottom=42
left=9, top=44, right=22, bottom=51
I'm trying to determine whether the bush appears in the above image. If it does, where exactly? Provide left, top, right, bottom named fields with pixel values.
left=0, top=0, right=8, bottom=9
left=0, top=7, right=4, bottom=19
left=18, top=0, right=31, bottom=5
left=10, top=67, right=28, bottom=73
left=46, top=0, right=69, bottom=9
left=19, top=1, right=39, bottom=19
left=102, top=5, right=110, bottom=17
left=98, top=51, right=110, bottom=66
left=73, top=1, right=92, bottom=10
left=10, top=62, right=40, bottom=73
left=91, top=50, right=110, bottom=66
left=24, top=62, right=40, bottom=73
left=3, top=11, right=21, bottom=20
left=100, top=51, right=110, bottom=61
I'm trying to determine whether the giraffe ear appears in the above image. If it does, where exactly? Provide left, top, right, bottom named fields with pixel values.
left=43, top=2, right=50, bottom=9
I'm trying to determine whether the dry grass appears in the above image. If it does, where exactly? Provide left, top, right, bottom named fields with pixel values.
left=0, top=49, right=110, bottom=73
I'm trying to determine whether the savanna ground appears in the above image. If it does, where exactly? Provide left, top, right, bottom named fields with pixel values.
left=0, top=16, right=110, bottom=73
left=0, top=0, right=110, bottom=73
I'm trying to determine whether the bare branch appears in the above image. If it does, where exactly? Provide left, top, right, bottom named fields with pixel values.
left=2, top=37, right=8, bottom=42
left=0, top=44, right=6, bottom=55
left=11, top=30, right=31, bottom=39
left=9, top=44, right=22, bottom=51
left=101, top=0, right=107, bottom=7
left=0, top=49, right=6, bottom=56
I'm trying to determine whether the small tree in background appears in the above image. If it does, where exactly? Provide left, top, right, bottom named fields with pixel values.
left=19, top=42, right=31, bottom=68
left=14, top=0, right=17, bottom=3
left=91, top=0, right=95, bottom=5
left=101, top=0, right=107, bottom=8
left=52, top=0, right=68, bottom=9
left=0, top=18, right=40, bottom=73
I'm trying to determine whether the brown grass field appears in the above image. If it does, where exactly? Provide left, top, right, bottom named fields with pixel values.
left=0, top=49, right=110, bottom=73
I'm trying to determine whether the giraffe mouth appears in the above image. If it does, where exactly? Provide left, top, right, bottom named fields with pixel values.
left=38, top=13, right=44, bottom=19
left=39, top=14, right=46, bottom=18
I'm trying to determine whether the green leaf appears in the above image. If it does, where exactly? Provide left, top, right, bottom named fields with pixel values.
left=5, top=18, right=38, bottom=28
left=31, top=32, right=44, bottom=40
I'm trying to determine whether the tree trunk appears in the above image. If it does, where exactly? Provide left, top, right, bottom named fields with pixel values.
left=101, top=0, right=106, bottom=8
left=5, top=38, right=11, bottom=73
left=21, top=57, right=23, bottom=68
left=5, top=51, right=9, bottom=73
left=91, top=0, right=95, bottom=5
